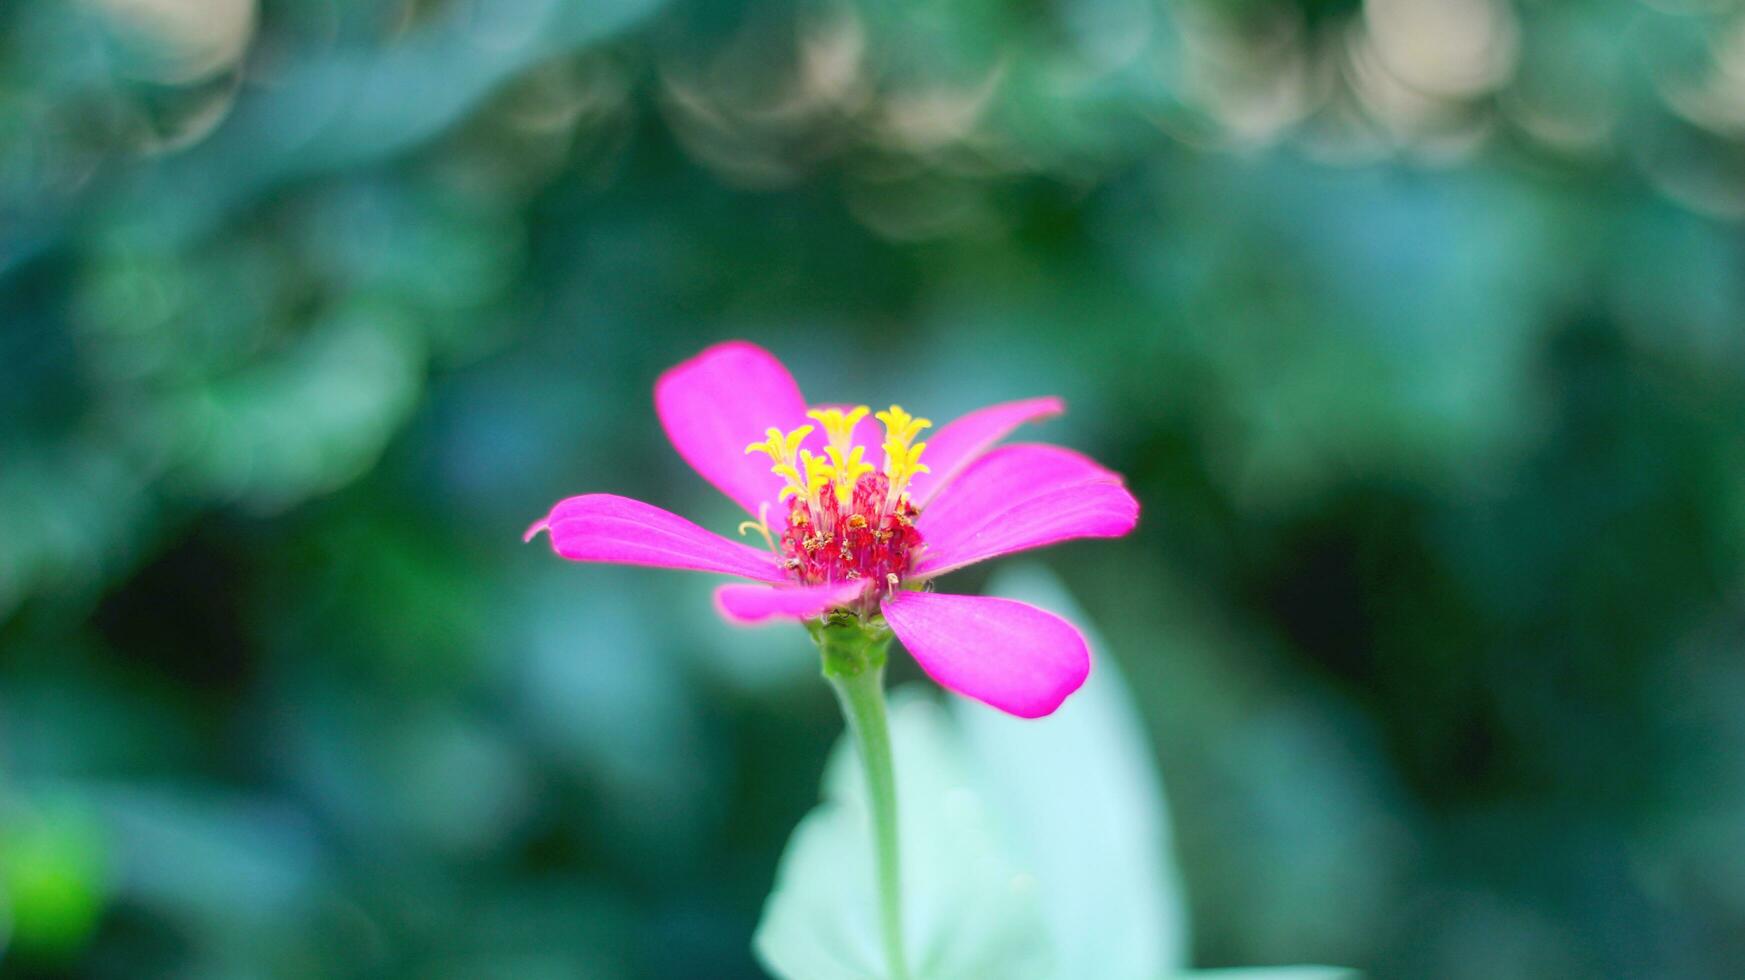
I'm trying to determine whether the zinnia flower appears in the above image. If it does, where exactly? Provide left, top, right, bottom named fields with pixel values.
left=526, top=341, right=1138, bottom=718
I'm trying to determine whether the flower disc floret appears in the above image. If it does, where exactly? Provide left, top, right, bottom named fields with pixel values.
left=744, top=404, right=934, bottom=606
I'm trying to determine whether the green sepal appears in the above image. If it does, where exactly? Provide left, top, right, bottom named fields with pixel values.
left=811, top=611, right=892, bottom=680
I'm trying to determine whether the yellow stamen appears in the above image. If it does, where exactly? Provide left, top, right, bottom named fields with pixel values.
left=799, top=450, right=834, bottom=508
left=876, top=404, right=932, bottom=500
left=805, top=407, right=877, bottom=509
left=746, top=424, right=816, bottom=503
left=875, top=405, right=930, bottom=449
left=736, top=502, right=777, bottom=552
left=807, top=406, right=870, bottom=454
left=823, top=444, right=874, bottom=507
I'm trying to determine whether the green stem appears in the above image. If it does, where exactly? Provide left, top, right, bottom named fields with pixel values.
left=816, top=618, right=911, bottom=980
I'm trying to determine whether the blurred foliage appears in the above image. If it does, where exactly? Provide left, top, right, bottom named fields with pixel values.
left=3, top=0, right=1745, bottom=976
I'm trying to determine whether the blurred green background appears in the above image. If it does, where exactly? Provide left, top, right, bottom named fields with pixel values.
left=4, top=0, right=1745, bottom=976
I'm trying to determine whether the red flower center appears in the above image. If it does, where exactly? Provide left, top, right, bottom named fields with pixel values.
left=777, top=472, right=922, bottom=599
left=745, top=403, right=935, bottom=604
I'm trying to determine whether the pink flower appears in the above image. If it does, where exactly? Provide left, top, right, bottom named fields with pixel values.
left=526, top=341, right=1139, bottom=718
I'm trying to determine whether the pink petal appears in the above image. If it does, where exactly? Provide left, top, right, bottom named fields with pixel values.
left=715, top=580, right=868, bottom=625
left=881, top=590, right=1090, bottom=718
left=654, top=341, right=810, bottom=516
left=908, top=397, right=1065, bottom=506
left=913, top=444, right=1138, bottom=579
left=527, top=494, right=788, bottom=582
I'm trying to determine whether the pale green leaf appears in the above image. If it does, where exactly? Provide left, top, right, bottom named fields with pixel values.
left=961, top=564, right=1191, bottom=979
left=754, top=694, right=1050, bottom=980
left=1179, top=962, right=1354, bottom=969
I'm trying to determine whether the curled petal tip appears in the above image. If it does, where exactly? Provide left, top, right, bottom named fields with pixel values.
left=527, top=494, right=788, bottom=581
left=523, top=517, right=550, bottom=543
